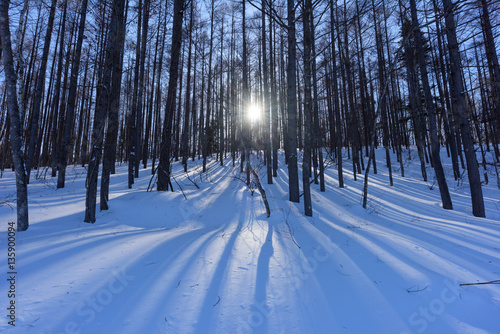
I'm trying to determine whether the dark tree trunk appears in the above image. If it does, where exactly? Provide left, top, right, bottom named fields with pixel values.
left=181, top=1, right=194, bottom=172
left=57, top=0, right=89, bottom=189
left=302, top=0, right=313, bottom=216
left=270, top=2, right=278, bottom=178
left=410, top=0, right=452, bottom=209
left=50, top=0, right=68, bottom=178
left=0, top=0, right=29, bottom=231
left=157, top=0, right=185, bottom=191
left=372, top=0, right=393, bottom=186
left=310, top=15, right=325, bottom=192
left=128, top=0, right=142, bottom=188
left=25, top=0, right=57, bottom=182
left=262, top=0, right=272, bottom=184
left=143, top=2, right=162, bottom=170
left=218, top=17, right=224, bottom=166
left=287, top=0, right=299, bottom=203
left=401, top=15, right=427, bottom=182
left=100, top=0, right=128, bottom=210
left=203, top=0, right=215, bottom=174
left=330, top=1, right=343, bottom=188
left=84, top=0, right=126, bottom=223
left=242, top=0, right=250, bottom=185
left=479, top=0, right=500, bottom=138
left=443, top=0, right=485, bottom=217
left=135, top=0, right=150, bottom=175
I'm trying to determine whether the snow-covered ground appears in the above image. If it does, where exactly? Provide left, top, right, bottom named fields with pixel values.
left=1, top=148, right=500, bottom=333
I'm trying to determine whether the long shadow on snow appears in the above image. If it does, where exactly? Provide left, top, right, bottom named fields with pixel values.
left=49, top=224, right=230, bottom=333
left=192, top=189, right=251, bottom=334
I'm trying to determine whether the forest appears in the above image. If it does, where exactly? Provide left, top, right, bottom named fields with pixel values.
left=1, top=0, right=499, bottom=230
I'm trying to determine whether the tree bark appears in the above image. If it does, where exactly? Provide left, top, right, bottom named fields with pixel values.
left=302, top=0, right=313, bottom=216
left=330, top=1, right=343, bottom=188
left=84, top=0, right=126, bottom=222
left=287, top=0, right=299, bottom=202
left=25, top=0, right=57, bottom=182
left=0, top=0, right=29, bottom=231
left=410, top=0, right=452, bottom=209
left=157, top=0, right=185, bottom=191
left=57, top=0, right=89, bottom=189
left=101, top=0, right=128, bottom=210
left=479, top=0, right=500, bottom=138
left=181, top=1, right=194, bottom=172
left=443, top=0, right=485, bottom=217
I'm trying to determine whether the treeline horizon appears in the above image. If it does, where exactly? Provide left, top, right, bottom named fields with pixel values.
left=1, top=0, right=499, bottom=231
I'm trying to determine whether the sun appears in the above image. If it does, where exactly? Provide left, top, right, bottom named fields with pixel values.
left=247, top=104, right=261, bottom=121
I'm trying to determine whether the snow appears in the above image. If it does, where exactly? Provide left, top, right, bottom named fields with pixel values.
left=1, top=148, right=500, bottom=333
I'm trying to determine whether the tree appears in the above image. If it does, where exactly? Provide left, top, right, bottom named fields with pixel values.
left=101, top=0, right=128, bottom=210
left=181, top=0, right=195, bottom=172
left=443, top=0, right=485, bottom=217
left=57, top=0, right=89, bottom=189
left=128, top=0, right=143, bottom=188
left=0, top=0, right=29, bottom=231
left=479, top=0, right=500, bottom=137
left=329, top=0, right=344, bottom=188
left=84, top=0, right=127, bottom=223
left=25, top=0, right=57, bottom=182
left=157, top=0, right=185, bottom=191
left=287, top=0, right=300, bottom=203
left=302, top=0, right=313, bottom=216
left=262, top=0, right=272, bottom=185
left=410, top=0, right=452, bottom=210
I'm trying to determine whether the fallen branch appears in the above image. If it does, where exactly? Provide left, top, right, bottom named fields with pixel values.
left=147, top=167, right=158, bottom=192
left=251, top=169, right=271, bottom=218
left=172, top=175, right=187, bottom=200
left=283, top=209, right=300, bottom=249
left=185, top=172, right=200, bottom=189
left=406, top=285, right=428, bottom=293
left=460, top=280, right=500, bottom=286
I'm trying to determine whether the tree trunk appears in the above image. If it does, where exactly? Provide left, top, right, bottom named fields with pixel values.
left=330, top=1, right=343, bottom=188
left=57, top=0, right=89, bottom=189
left=410, top=0, right=452, bottom=209
left=443, top=0, right=485, bottom=217
left=262, top=0, right=272, bottom=184
left=479, top=0, right=500, bottom=139
left=84, top=0, right=126, bottom=222
left=181, top=1, right=194, bottom=172
left=157, top=0, right=185, bottom=191
left=302, top=0, right=313, bottom=216
left=135, top=0, right=150, bottom=175
left=0, top=0, right=29, bottom=231
left=49, top=0, right=68, bottom=178
left=203, top=0, right=215, bottom=174
left=25, top=0, right=57, bottom=182
left=128, top=0, right=142, bottom=188
left=287, top=0, right=300, bottom=203
left=100, top=0, right=128, bottom=210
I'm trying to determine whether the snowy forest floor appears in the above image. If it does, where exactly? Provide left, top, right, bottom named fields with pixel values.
left=1, top=147, right=500, bottom=334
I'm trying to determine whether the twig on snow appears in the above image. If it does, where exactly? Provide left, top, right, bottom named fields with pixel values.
left=406, top=285, right=428, bottom=293
left=460, top=280, right=500, bottom=286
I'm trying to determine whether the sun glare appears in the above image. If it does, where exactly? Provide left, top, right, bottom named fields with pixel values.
left=247, top=105, right=261, bottom=121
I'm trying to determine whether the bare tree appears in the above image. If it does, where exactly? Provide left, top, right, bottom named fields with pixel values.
left=410, top=0, right=452, bottom=209
left=84, top=0, right=127, bottom=222
left=157, top=0, right=186, bottom=191
left=0, top=0, right=29, bottom=231
left=57, top=0, right=89, bottom=189
left=443, top=0, right=485, bottom=217
left=25, top=0, right=57, bottom=182
left=302, top=0, right=313, bottom=216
